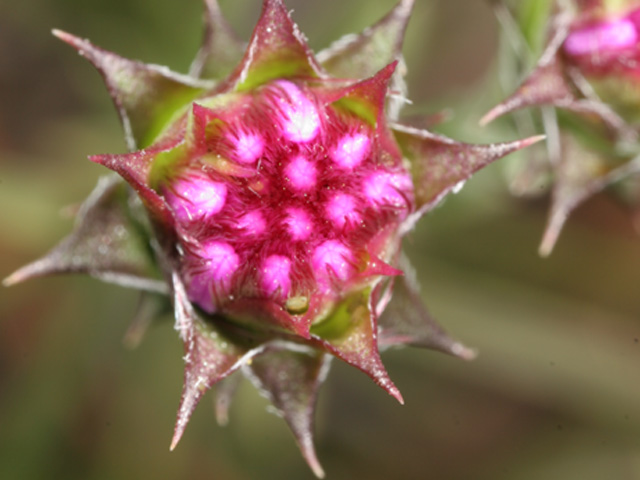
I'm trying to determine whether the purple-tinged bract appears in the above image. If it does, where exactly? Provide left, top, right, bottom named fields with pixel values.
left=4, top=0, right=540, bottom=476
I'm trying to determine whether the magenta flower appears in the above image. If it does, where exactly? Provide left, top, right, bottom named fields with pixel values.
left=484, top=0, right=640, bottom=255
left=4, top=0, right=539, bottom=476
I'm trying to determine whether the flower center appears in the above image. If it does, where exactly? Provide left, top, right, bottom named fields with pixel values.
left=162, top=80, right=414, bottom=314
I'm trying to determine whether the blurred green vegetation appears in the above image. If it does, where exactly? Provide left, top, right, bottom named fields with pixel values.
left=2, top=0, right=640, bottom=479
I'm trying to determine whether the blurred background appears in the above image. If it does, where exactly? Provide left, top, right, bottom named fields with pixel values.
left=3, top=0, right=640, bottom=478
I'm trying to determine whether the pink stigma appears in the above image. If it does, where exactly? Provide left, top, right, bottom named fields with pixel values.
left=165, top=175, right=227, bottom=222
left=188, top=241, right=239, bottom=313
left=236, top=210, right=266, bottom=235
left=363, top=171, right=410, bottom=209
left=331, top=133, right=370, bottom=169
left=326, top=193, right=361, bottom=229
left=261, top=255, right=292, bottom=298
left=274, top=81, right=321, bottom=143
left=312, top=240, right=354, bottom=283
left=283, top=207, right=313, bottom=241
left=284, top=155, right=317, bottom=191
left=231, top=130, right=264, bottom=164
left=564, top=18, right=637, bottom=56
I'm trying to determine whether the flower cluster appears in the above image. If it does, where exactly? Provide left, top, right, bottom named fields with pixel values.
left=5, top=0, right=539, bottom=476
left=151, top=68, right=415, bottom=330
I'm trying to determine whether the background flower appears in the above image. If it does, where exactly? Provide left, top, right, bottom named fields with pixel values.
left=485, top=0, right=640, bottom=254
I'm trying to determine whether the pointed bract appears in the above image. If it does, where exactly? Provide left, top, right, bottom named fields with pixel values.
left=359, top=254, right=403, bottom=279
left=53, top=30, right=210, bottom=150
left=481, top=55, right=572, bottom=126
left=317, top=0, right=413, bottom=121
left=90, top=145, right=175, bottom=224
left=170, top=274, right=264, bottom=450
left=246, top=345, right=330, bottom=478
left=326, top=61, right=397, bottom=125
left=539, top=135, right=640, bottom=255
left=310, top=290, right=403, bottom=404
left=229, top=0, right=324, bottom=91
left=480, top=54, right=630, bottom=136
left=4, top=176, right=165, bottom=292
left=318, top=0, right=414, bottom=80
left=190, top=0, right=246, bottom=80
left=481, top=7, right=573, bottom=126
left=480, top=16, right=631, bottom=138
left=378, top=254, right=476, bottom=359
left=392, top=123, right=545, bottom=213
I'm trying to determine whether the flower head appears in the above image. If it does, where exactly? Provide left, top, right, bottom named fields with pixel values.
left=484, top=0, right=640, bottom=255
left=4, top=0, right=539, bottom=476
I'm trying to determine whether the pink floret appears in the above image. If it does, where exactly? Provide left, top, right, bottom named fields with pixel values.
left=363, top=171, right=412, bottom=211
left=272, top=80, right=321, bottom=143
left=283, top=207, right=313, bottom=241
left=325, top=193, right=361, bottom=229
left=261, top=255, right=292, bottom=298
left=331, top=133, right=370, bottom=169
left=231, top=130, right=265, bottom=164
left=312, top=240, right=354, bottom=284
left=284, top=155, right=317, bottom=192
left=236, top=210, right=266, bottom=235
left=188, top=241, right=239, bottom=313
left=165, top=175, right=227, bottom=222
